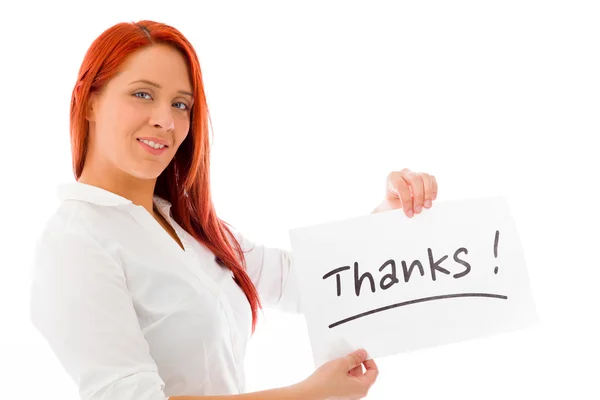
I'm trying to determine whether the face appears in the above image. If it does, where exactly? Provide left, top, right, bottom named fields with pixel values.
left=86, top=44, right=193, bottom=180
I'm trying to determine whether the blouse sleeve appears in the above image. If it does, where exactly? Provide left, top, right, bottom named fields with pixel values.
left=29, top=231, right=170, bottom=400
left=230, top=229, right=302, bottom=314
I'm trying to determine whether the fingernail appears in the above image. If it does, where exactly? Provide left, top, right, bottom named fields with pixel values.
left=425, top=200, right=432, bottom=208
left=415, top=205, right=422, bottom=213
left=407, top=210, right=414, bottom=218
left=358, top=350, right=367, bottom=358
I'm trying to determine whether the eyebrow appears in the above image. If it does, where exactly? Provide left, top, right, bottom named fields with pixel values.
left=129, top=79, right=194, bottom=98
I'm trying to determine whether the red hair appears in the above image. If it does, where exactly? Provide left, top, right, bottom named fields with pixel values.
left=69, top=20, right=262, bottom=332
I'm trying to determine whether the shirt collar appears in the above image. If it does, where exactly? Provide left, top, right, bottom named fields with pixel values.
left=57, top=182, right=173, bottom=216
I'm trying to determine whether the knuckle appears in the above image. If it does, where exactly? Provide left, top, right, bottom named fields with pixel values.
left=389, top=171, right=402, bottom=181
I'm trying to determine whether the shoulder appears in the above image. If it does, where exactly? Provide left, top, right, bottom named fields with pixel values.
left=221, top=224, right=259, bottom=252
left=37, top=200, right=100, bottom=243
left=33, top=200, right=123, bottom=267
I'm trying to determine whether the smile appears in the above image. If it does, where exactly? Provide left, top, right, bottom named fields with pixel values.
left=137, top=138, right=169, bottom=155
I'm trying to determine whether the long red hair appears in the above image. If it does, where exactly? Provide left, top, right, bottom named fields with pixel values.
left=69, top=20, right=262, bottom=332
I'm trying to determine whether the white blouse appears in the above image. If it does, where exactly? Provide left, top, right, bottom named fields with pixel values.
left=29, top=182, right=301, bottom=399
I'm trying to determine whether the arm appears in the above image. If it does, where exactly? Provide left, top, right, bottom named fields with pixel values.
left=168, top=349, right=379, bottom=400
left=230, top=230, right=301, bottom=314
left=29, top=231, right=171, bottom=400
left=169, top=381, right=322, bottom=399
left=29, top=230, right=328, bottom=400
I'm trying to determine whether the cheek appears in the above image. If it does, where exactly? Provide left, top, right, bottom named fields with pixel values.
left=113, top=102, right=146, bottom=133
left=173, top=117, right=191, bottom=147
left=99, top=101, right=145, bottom=141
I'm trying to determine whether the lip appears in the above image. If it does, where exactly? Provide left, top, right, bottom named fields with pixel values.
left=137, top=138, right=169, bottom=156
left=137, top=137, right=169, bottom=146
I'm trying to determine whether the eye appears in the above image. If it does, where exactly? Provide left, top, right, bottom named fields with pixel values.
left=134, top=92, right=152, bottom=100
left=173, top=102, right=189, bottom=111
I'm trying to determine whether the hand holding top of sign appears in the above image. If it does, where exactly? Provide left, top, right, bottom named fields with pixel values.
left=372, top=168, right=438, bottom=217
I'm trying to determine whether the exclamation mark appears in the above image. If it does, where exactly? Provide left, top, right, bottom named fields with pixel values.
left=493, top=230, right=500, bottom=274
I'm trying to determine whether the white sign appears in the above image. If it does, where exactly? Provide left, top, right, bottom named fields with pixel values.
left=289, top=196, right=538, bottom=367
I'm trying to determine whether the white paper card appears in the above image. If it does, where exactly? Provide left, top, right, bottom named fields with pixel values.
left=289, top=196, right=537, bottom=367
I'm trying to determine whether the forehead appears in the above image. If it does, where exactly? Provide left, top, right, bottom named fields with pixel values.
left=111, top=44, right=192, bottom=90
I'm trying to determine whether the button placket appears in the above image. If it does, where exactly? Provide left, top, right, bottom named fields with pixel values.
left=141, top=203, right=242, bottom=373
left=174, top=223, right=241, bottom=370
left=126, top=205, right=220, bottom=297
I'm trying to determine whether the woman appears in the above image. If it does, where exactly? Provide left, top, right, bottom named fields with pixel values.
left=29, top=20, right=438, bottom=400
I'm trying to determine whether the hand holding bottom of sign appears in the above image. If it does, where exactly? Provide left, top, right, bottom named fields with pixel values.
left=372, top=168, right=438, bottom=218
left=298, top=349, right=378, bottom=400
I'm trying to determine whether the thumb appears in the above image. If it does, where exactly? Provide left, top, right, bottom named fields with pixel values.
left=347, top=349, right=368, bottom=370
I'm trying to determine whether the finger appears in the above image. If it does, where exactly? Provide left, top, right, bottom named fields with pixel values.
left=360, top=359, right=379, bottom=384
left=432, top=175, right=438, bottom=200
left=388, top=176, right=413, bottom=218
left=347, top=349, right=368, bottom=370
left=402, top=170, right=425, bottom=214
left=348, top=364, right=363, bottom=378
left=419, top=173, right=433, bottom=208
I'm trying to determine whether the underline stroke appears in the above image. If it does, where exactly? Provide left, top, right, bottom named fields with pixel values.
left=328, top=292, right=508, bottom=329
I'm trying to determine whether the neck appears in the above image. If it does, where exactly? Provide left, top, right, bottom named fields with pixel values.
left=78, top=167, right=157, bottom=215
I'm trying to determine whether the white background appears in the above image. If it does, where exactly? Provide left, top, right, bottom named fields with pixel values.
left=1, top=1, right=598, bottom=399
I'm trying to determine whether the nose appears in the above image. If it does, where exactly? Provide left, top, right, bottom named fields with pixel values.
left=149, top=103, right=175, bottom=132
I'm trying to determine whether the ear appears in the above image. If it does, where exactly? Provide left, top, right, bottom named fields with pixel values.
left=85, top=93, right=98, bottom=122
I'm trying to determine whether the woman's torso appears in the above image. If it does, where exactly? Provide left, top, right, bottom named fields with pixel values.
left=37, top=183, right=254, bottom=396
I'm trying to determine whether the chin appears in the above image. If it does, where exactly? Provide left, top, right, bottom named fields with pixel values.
left=128, top=165, right=168, bottom=181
